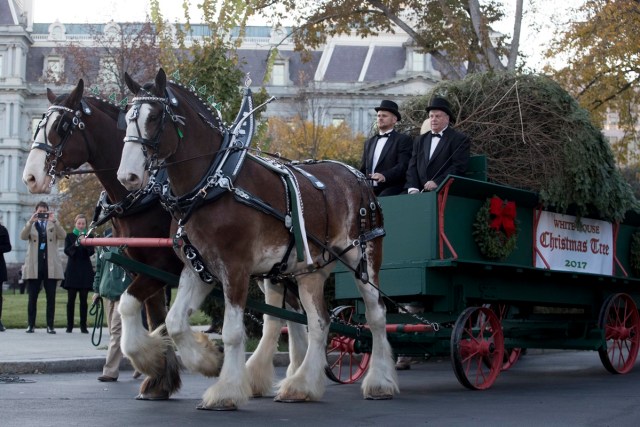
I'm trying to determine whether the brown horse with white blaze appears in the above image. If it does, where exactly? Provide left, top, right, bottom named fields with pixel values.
left=117, top=68, right=398, bottom=410
left=21, top=80, right=189, bottom=399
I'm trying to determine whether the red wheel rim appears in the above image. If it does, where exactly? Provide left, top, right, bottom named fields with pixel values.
left=325, top=306, right=371, bottom=384
left=598, top=293, right=640, bottom=374
left=451, top=306, right=504, bottom=390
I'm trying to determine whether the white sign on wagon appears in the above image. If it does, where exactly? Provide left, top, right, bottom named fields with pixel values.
left=534, top=211, right=613, bottom=275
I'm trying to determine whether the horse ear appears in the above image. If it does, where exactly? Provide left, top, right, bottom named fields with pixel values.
left=155, top=68, right=167, bottom=95
left=68, top=79, right=84, bottom=106
left=125, top=72, right=141, bottom=95
left=46, top=88, right=56, bottom=103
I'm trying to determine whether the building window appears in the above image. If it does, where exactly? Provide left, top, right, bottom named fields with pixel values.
left=49, top=23, right=66, bottom=41
left=44, top=56, right=63, bottom=81
left=332, top=115, right=345, bottom=127
left=272, top=63, right=286, bottom=86
left=412, top=51, right=425, bottom=72
left=0, top=55, right=3, bottom=78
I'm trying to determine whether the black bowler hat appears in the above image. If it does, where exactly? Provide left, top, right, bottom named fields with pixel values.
left=426, top=97, right=454, bottom=122
left=374, top=100, right=401, bottom=121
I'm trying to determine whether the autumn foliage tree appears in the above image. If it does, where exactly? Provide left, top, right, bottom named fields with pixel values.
left=261, top=117, right=363, bottom=166
left=255, top=0, right=524, bottom=79
left=546, top=0, right=640, bottom=166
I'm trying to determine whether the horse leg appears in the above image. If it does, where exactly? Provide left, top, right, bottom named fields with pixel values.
left=136, top=287, right=181, bottom=400
left=275, top=271, right=329, bottom=402
left=119, top=278, right=179, bottom=400
left=165, top=267, right=223, bottom=378
left=144, top=286, right=168, bottom=330
left=355, top=242, right=398, bottom=400
left=245, top=279, right=308, bottom=397
left=245, top=279, right=284, bottom=397
left=199, top=271, right=252, bottom=411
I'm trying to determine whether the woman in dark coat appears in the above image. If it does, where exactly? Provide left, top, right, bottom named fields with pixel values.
left=63, top=214, right=94, bottom=333
left=0, top=220, right=11, bottom=332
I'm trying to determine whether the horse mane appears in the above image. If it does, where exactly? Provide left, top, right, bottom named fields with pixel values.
left=168, top=81, right=226, bottom=133
left=52, top=92, right=123, bottom=123
left=85, top=96, right=124, bottom=123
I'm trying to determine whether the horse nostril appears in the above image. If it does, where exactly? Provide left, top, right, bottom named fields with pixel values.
left=25, top=174, right=35, bottom=184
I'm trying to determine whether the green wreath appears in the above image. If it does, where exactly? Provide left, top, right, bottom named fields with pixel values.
left=473, top=196, right=518, bottom=260
left=629, top=230, right=640, bottom=276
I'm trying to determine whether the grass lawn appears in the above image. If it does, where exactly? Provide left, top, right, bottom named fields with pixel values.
left=0, top=287, right=209, bottom=330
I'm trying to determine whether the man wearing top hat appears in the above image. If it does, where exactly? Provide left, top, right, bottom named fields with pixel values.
left=406, top=97, right=470, bottom=194
left=360, top=100, right=413, bottom=196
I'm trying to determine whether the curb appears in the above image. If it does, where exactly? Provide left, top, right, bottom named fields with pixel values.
left=0, top=352, right=292, bottom=375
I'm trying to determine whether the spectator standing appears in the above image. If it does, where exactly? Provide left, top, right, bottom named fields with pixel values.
left=93, top=229, right=133, bottom=382
left=360, top=100, right=413, bottom=196
left=0, top=219, right=11, bottom=332
left=20, top=201, right=65, bottom=334
left=63, top=214, right=95, bottom=333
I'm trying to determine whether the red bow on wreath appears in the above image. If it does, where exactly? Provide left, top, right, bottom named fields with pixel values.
left=489, top=196, right=516, bottom=238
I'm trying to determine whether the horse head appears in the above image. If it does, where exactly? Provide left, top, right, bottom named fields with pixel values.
left=118, top=68, right=183, bottom=191
left=22, top=79, right=94, bottom=193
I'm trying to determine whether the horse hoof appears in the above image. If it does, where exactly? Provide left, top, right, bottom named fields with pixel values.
left=273, top=394, right=309, bottom=403
left=136, top=392, right=169, bottom=401
left=365, top=394, right=393, bottom=400
left=196, top=401, right=238, bottom=411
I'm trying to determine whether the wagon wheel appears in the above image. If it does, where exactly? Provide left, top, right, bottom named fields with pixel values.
left=325, top=305, right=371, bottom=384
left=483, top=304, right=522, bottom=371
left=597, top=293, right=640, bottom=374
left=451, top=306, right=504, bottom=390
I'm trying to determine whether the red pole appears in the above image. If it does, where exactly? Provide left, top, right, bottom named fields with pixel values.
left=79, top=237, right=181, bottom=248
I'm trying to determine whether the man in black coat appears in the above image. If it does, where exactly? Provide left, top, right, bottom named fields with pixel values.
left=360, top=100, right=412, bottom=196
left=405, top=97, right=470, bottom=193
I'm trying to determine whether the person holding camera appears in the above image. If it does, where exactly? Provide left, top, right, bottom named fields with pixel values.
left=63, top=214, right=94, bottom=333
left=20, top=201, right=66, bottom=334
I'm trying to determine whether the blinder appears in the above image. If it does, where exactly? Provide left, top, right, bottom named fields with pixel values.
left=30, top=103, right=89, bottom=184
left=125, top=90, right=185, bottom=169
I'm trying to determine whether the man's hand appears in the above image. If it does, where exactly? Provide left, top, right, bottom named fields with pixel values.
left=370, top=173, right=386, bottom=183
left=423, top=181, right=438, bottom=191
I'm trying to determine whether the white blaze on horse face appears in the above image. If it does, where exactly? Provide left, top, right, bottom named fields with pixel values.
left=117, top=104, right=151, bottom=191
left=22, top=113, right=57, bottom=193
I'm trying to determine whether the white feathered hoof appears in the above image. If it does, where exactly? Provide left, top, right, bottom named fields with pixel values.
left=196, top=400, right=238, bottom=411
left=273, top=391, right=311, bottom=403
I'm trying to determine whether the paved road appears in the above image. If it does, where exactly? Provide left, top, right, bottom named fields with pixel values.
left=1, top=350, right=639, bottom=427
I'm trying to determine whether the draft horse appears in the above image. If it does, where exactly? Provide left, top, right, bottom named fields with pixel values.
left=117, top=68, right=398, bottom=410
left=22, top=80, right=307, bottom=399
left=22, top=80, right=187, bottom=399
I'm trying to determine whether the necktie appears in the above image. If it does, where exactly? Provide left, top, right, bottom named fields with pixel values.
left=376, top=132, right=391, bottom=140
left=432, top=133, right=442, bottom=139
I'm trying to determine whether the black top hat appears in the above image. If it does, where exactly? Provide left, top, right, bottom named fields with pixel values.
left=426, top=97, right=454, bottom=121
left=374, top=100, right=401, bottom=121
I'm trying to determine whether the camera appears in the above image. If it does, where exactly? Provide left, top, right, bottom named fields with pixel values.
left=37, top=212, right=49, bottom=220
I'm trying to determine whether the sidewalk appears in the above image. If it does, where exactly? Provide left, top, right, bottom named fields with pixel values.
left=0, top=325, right=239, bottom=375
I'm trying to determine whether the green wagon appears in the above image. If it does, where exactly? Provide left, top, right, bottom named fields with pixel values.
left=330, top=158, right=640, bottom=390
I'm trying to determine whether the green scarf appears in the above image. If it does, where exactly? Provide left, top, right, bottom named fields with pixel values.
left=73, top=227, right=87, bottom=236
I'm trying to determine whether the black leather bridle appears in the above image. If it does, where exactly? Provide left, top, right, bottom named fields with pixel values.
left=31, top=101, right=92, bottom=185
